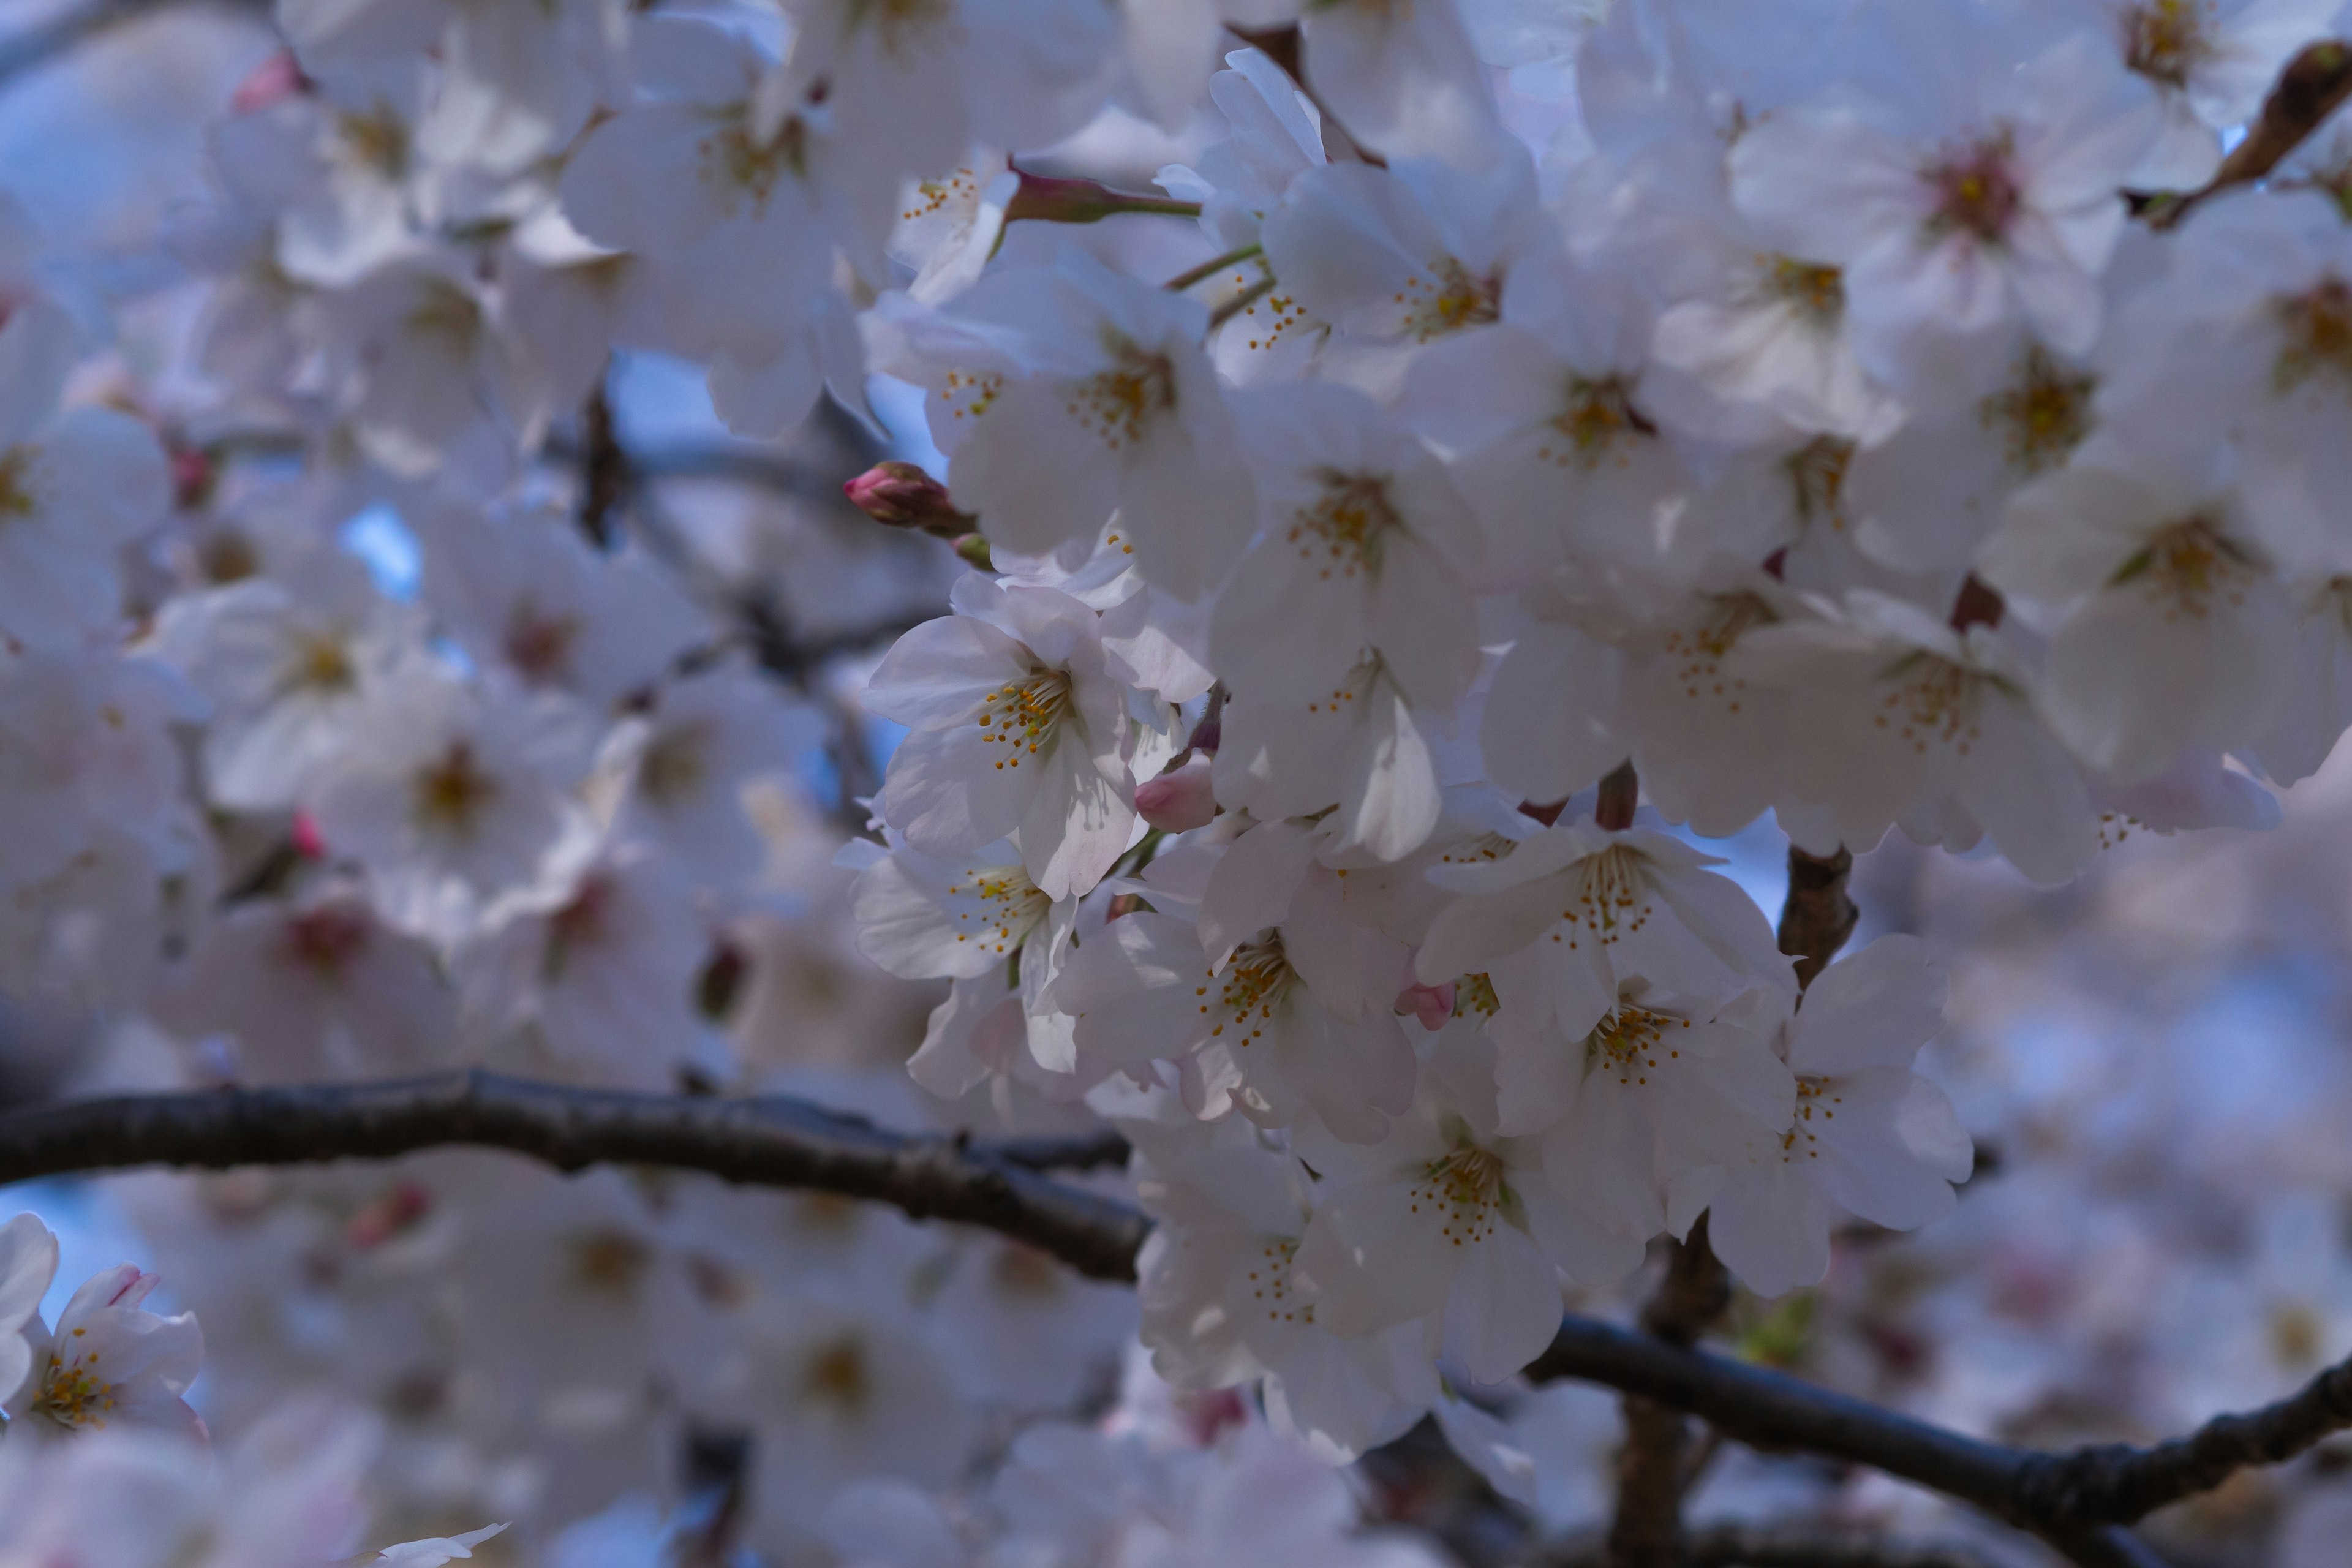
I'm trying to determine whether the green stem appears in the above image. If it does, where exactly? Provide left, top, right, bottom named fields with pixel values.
left=1163, top=243, right=1263, bottom=292
left=1207, top=275, right=1278, bottom=330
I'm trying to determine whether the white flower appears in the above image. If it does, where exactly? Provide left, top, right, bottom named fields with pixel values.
left=1156, top=48, right=1329, bottom=252
left=1238, top=0, right=1504, bottom=165
left=1050, top=818, right=1419, bottom=1140
left=149, top=880, right=458, bottom=1082
left=4, top=1262, right=205, bottom=1439
left=150, top=543, right=421, bottom=812
left=883, top=247, right=1257, bottom=598
left=1291, top=1032, right=1643, bottom=1384
left=1129, top=1112, right=1439, bottom=1462
left=2094, top=0, right=2341, bottom=187
left=1732, top=589, right=2101, bottom=884
left=1214, top=381, right=1483, bottom=711
left=700, top=1293, right=978, bottom=1558
left=1727, top=11, right=2155, bottom=402
left=314, top=256, right=536, bottom=478
left=1415, top=820, right=1793, bottom=1040
left=1260, top=154, right=1543, bottom=379
left=1400, top=254, right=1705, bottom=585
left=595, top=663, right=817, bottom=889
left=0, top=1213, right=60, bottom=1409
left=0, top=304, right=169, bottom=652
left=557, top=18, right=876, bottom=437
left=1667, top=935, right=1974, bottom=1297
left=451, top=840, right=710, bottom=1085
left=1212, top=658, right=1449, bottom=864
left=418, top=498, right=706, bottom=712
left=374, top=1525, right=511, bottom=1566
left=1986, top=446, right=2291, bottom=782
left=865, top=575, right=1142, bottom=900
left=0, top=647, right=199, bottom=896
left=303, top=668, right=595, bottom=943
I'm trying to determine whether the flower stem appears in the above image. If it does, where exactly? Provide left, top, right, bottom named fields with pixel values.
left=1163, top=244, right=1263, bottom=293
left=1207, top=275, right=1278, bottom=330
left=1003, top=166, right=1202, bottom=225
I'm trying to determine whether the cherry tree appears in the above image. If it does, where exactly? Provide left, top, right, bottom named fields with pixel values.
left=5, top=2, right=2352, bottom=1567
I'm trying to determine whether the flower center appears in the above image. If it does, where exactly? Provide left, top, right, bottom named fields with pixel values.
left=1762, top=255, right=1845, bottom=326
left=2274, top=277, right=2352, bottom=394
left=1198, top=935, right=1295, bottom=1046
left=1550, top=845, right=1656, bottom=951
left=845, top=0, right=955, bottom=53
left=1069, top=339, right=1177, bottom=451
left=1407, top=1144, right=1509, bottom=1246
left=637, top=720, right=709, bottom=805
left=284, top=632, right=357, bottom=696
left=2109, top=517, right=2257, bottom=620
left=335, top=106, right=409, bottom=180
left=1784, top=436, right=1855, bottom=532
left=0, top=447, right=38, bottom=519
left=700, top=119, right=809, bottom=208
left=1780, top=1073, right=1842, bottom=1159
left=412, top=741, right=500, bottom=837
left=32, top=1341, right=117, bottom=1430
left=1660, top=591, right=1776, bottom=717
left=1288, top=473, right=1400, bottom=579
left=1453, top=971, right=1500, bottom=1018
left=1585, top=1003, right=1688, bottom=1087
left=1978, top=344, right=2095, bottom=475
left=283, top=906, right=371, bottom=978
left=976, top=668, right=1071, bottom=771
left=571, top=1227, right=651, bottom=1297
left=1541, top=375, right=1655, bottom=471
left=1924, top=133, right=2021, bottom=244
left=2122, top=0, right=2214, bottom=88
left=402, top=279, right=481, bottom=347
left=1243, top=1237, right=1312, bottom=1324
left=945, top=863, right=1050, bottom=956
left=502, top=602, right=581, bottom=685
left=901, top=166, right=982, bottom=224
left=801, top=1335, right=872, bottom=1415
left=1875, top=653, right=1988, bottom=755
left=1399, top=255, right=1500, bottom=341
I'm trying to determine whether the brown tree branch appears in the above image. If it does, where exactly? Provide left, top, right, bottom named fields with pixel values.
left=1537, top=1521, right=2008, bottom=1568
left=576, top=375, right=628, bottom=550
left=0, top=1070, right=2340, bottom=1555
left=0, top=1069, right=1148, bottom=1283
left=2149, top=38, right=2352, bottom=230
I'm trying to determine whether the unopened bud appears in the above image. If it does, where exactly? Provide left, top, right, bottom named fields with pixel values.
left=843, top=461, right=975, bottom=538
left=1136, top=755, right=1217, bottom=832
left=1395, top=983, right=1456, bottom=1031
left=230, top=50, right=306, bottom=115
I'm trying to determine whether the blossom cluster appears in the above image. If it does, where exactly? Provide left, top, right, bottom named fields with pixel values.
left=2, top=0, right=2351, bottom=1559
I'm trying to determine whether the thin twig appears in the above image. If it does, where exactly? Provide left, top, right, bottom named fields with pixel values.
left=576, top=373, right=628, bottom=549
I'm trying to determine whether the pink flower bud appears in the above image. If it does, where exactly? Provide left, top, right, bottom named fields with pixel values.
left=1135, top=755, right=1216, bottom=832
left=842, top=461, right=976, bottom=539
left=231, top=50, right=306, bottom=115
left=1395, top=982, right=1456, bottom=1031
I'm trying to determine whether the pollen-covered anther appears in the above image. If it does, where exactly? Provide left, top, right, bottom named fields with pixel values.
left=1396, top=256, right=1500, bottom=341
left=1207, top=937, right=1295, bottom=1043
left=976, top=668, right=1072, bottom=772
left=1288, top=472, right=1401, bottom=579
left=1586, top=1003, right=1685, bottom=1087
left=1068, top=342, right=1178, bottom=451
left=1923, top=130, right=2022, bottom=244
left=1407, top=1144, right=1507, bottom=1246
left=1539, top=374, right=1654, bottom=472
